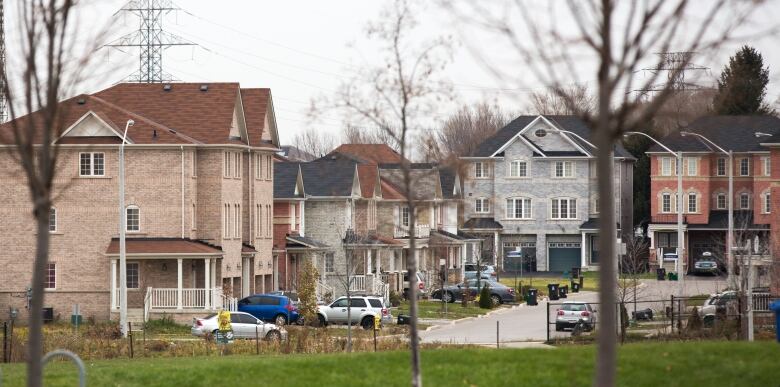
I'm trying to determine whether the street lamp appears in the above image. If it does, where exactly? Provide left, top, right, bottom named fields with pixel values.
left=623, top=132, right=684, bottom=285
left=679, top=131, right=734, bottom=289
left=119, top=119, right=134, bottom=337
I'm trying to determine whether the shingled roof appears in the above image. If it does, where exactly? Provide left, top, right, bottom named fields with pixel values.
left=274, top=162, right=303, bottom=199
left=299, top=159, right=359, bottom=197
left=648, top=115, right=780, bottom=153
left=326, top=144, right=403, bottom=164
left=105, top=238, right=223, bottom=255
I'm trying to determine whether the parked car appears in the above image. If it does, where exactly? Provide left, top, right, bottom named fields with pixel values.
left=464, top=264, right=498, bottom=281
left=316, top=296, right=392, bottom=329
left=698, top=290, right=738, bottom=325
left=555, top=301, right=596, bottom=332
left=269, top=291, right=300, bottom=305
left=432, top=279, right=516, bottom=305
left=237, top=294, right=300, bottom=326
left=191, top=311, right=287, bottom=341
left=692, top=259, right=720, bottom=275
left=402, top=271, right=426, bottom=298
left=464, top=271, right=490, bottom=280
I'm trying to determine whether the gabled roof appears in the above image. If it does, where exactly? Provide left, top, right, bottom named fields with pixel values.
left=357, top=164, right=381, bottom=198
left=239, top=88, right=279, bottom=147
left=105, top=238, right=223, bottom=255
left=299, top=159, right=360, bottom=197
left=379, top=167, right=442, bottom=201
left=274, top=162, right=304, bottom=199
left=648, top=115, right=780, bottom=153
left=438, top=167, right=460, bottom=199
left=462, top=217, right=503, bottom=230
left=286, top=234, right=330, bottom=249
left=326, top=144, right=403, bottom=165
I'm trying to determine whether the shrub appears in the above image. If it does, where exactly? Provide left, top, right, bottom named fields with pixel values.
left=478, top=284, right=493, bottom=309
left=389, top=290, right=402, bottom=307
left=686, top=307, right=703, bottom=331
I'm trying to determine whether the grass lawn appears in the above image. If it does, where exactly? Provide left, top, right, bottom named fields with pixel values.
left=395, top=300, right=498, bottom=320
left=2, top=341, right=778, bottom=386
left=499, top=273, right=600, bottom=294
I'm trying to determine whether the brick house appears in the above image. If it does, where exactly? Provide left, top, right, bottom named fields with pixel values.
left=460, top=115, right=634, bottom=273
left=0, top=83, right=280, bottom=323
left=647, top=116, right=779, bottom=287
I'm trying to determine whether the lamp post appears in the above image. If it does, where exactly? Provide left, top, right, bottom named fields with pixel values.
left=119, top=119, right=134, bottom=337
left=680, top=131, right=734, bottom=289
left=623, top=132, right=684, bottom=286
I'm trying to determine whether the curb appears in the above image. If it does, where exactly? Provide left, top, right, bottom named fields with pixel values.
left=424, top=303, right=529, bottom=331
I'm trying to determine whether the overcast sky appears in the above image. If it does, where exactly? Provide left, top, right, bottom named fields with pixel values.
left=6, top=1, right=780, bottom=145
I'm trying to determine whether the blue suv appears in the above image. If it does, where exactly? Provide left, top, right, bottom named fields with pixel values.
left=237, top=294, right=300, bottom=326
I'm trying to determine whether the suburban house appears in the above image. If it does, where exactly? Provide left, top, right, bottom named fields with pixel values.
left=0, top=82, right=280, bottom=323
left=460, top=115, right=635, bottom=273
left=647, top=115, right=779, bottom=287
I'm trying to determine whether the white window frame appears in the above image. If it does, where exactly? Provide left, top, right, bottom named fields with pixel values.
left=126, top=205, right=140, bottom=232
left=686, top=157, right=698, bottom=176
left=763, top=192, right=771, bottom=214
left=716, top=158, right=726, bottom=176
left=739, top=158, right=750, bottom=176
left=506, top=197, right=532, bottom=219
left=224, top=152, right=230, bottom=177
left=553, top=161, right=574, bottom=178
left=191, top=203, right=197, bottom=230
left=475, top=198, right=490, bottom=214
left=763, top=156, right=771, bottom=177
left=550, top=198, right=577, bottom=219
left=687, top=192, right=697, bottom=213
left=79, top=152, right=105, bottom=176
left=716, top=193, right=727, bottom=210
left=266, top=205, right=272, bottom=237
left=266, top=155, right=272, bottom=180
left=592, top=196, right=600, bottom=214
left=401, top=206, right=410, bottom=227
left=45, top=262, right=56, bottom=289
left=661, top=193, right=672, bottom=213
left=661, top=157, right=673, bottom=176
left=49, top=207, right=57, bottom=232
left=474, top=162, right=489, bottom=179
left=325, top=253, right=335, bottom=273
left=126, top=262, right=140, bottom=289
left=740, top=193, right=750, bottom=209
left=191, top=151, right=197, bottom=177
left=508, top=160, right=528, bottom=178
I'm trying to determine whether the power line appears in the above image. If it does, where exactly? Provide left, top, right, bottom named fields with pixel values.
left=633, top=52, right=711, bottom=100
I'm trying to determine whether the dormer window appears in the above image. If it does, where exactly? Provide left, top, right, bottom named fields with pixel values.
left=534, top=128, right=547, bottom=137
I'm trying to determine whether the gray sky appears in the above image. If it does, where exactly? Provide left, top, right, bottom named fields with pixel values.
left=6, top=1, right=780, bottom=145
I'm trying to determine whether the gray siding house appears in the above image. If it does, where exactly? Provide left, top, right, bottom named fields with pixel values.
left=460, top=115, right=634, bottom=272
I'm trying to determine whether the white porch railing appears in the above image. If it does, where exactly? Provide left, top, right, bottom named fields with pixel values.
left=143, top=287, right=222, bottom=310
left=394, top=224, right=431, bottom=238
left=316, top=280, right=334, bottom=301
left=371, top=275, right=389, bottom=306
left=350, top=275, right=366, bottom=292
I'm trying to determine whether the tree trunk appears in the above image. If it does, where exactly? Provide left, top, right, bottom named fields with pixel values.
left=407, top=203, right=421, bottom=387
left=28, top=203, right=51, bottom=387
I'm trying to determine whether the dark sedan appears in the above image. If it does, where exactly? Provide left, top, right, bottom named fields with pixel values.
left=432, top=279, right=516, bottom=305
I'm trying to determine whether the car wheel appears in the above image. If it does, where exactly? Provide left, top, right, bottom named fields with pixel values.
left=274, top=314, right=288, bottom=326
left=361, top=316, right=374, bottom=330
left=296, top=316, right=306, bottom=326
left=555, top=323, right=563, bottom=332
left=317, top=314, right=327, bottom=327
left=442, top=291, right=454, bottom=303
left=490, top=294, right=501, bottom=306
left=266, top=330, right=282, bottom=342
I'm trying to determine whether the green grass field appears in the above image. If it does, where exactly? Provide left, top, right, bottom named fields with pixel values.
left=395, top=300, right=500, bottom=320
left=1, top=341, right=777, bottom=386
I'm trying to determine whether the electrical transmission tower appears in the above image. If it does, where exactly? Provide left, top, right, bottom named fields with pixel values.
left=0, top=0, right=7, bottom=123
left=633, top=52, right=710, bottom=100
left=107, top=0, right=195, bottom=83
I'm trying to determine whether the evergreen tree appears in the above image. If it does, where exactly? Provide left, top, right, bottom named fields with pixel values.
left=713, top=46, right=771, bottom=115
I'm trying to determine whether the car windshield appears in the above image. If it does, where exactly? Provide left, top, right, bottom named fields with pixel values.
left=203, top=313, right=218, bottom=320
left=561, top=303, right=587, bottom=311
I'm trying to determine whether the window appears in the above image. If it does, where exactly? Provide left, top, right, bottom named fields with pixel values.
left=534, top=128, right=547, bottom=137
left=45, top=263, right=56, bottom=289
left=763, top=157, right=771, bottom=176
left=235, top=204, right=241, bottom=238
left=506, top=198, right=532, bottom=219
left=79, top=152, right=105, bottom=176
left=763, top=192, right=771, bottom=213
left=266, top=205, right=272, bottom=237
left=687, top=193, right=697, bottom=213
left=234, top=153, right=241, bottom=177
left=474, top=162, right=489, bottom=178
left=662, top=193, right=672, bottom=213
left=349, top=299, right=367, bottom=307
left=475, top=198, right=489, bottom=213
left=224, top=204, right=229, bottom=237
left=551, top=198, right=577, bottom=219
left=127, top=262, right=139, bottom=289
left=191, top=151, right=197, bottom=177
left=716, top=193, right=727, bottom=210
left=256, top=204, right=262, bottom=237
left=49, top=208, right=57, bottom=232
left=661, top=157, right=673, bottom=176
left=686, top=157, right=698, bottom=176
left=256, top=154, right=263, bottom=179
left=740, top=193, right=750, bottom=209
left=554, top=161, right=573, bottom=178
left=126, top=206, right=140, bottom=232
left=592, top=197, right=600, bottom=213
left=191, top=203, right=197, bottom=230
left=224, top=152, right=231, bottom=177
left=508, top=160, right=528, bottom=177
left=266, top=155, right=272, bottom=180
left=739, top=158, right=750, bottom=176
left=325, top=253, right=335, bottom=273
left=716, top=158, right=726, bottom=176
left=401, top=206, right=410, bottom=227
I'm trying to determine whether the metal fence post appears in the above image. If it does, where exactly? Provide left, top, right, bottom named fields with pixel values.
left=496, top=321, right=499, bottom=349
left=2, top=321, right=6, bottom=363
left=670, top=295, right=675, bottom=334
left=546, top=300, right=550, bottom=343
left=128, top=322, right=134, bottom=359
left=42, top=349, right=86, bottom=387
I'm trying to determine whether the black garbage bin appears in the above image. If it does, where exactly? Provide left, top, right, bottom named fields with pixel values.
left=656, top=268, right=666, bottom=281
left=527, top=288, right=538, bottom=306
left=571, top=281, right=580, bottom=293
left=397, top=314, right=410, bottom=325
left=548, top=283, right=559, bottom=301
left=632, top=308, right=654, bottom=321
left=559, top=285, right=568, bottom=299
left=42, top=307, right=54, bottom=323
left=571, top=267, right=581, bottom=279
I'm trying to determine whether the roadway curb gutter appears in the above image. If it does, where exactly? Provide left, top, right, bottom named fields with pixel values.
left=424, top=302, right=530, bottom=332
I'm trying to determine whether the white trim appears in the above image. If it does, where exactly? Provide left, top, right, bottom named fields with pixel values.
left=490, top=115, right=591, bottom=157
left=57, top=111, right=130, bottom=143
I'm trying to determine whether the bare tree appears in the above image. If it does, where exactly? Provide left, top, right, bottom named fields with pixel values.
left=436, top=103, right=510, bottom=160
left=446, top=1, right=766, bottom=385
left=315, top=1, right=452, bottom=384
left=292, top=127, right=337, bottom=158
left=618, top=235, right=649, bottom=343
left=341, top=124, right=399, bottom=150
left=530, top=85, right=595, bottom=116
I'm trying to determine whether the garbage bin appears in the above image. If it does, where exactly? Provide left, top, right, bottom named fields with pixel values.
left=397, top=314, right=410, bottom=325
left=668, top=272, right=678, bottom=281
left=527, top=288, right=538, bottom=306
left=571, top=267, right=581, bottom=279
left=42, top=307, right=54, bottom=323
left=656, top=268, right=666, bottom=281
left=559, top=285, right=568, bottom=299
left=571, top=281, right=580, bottom=293
left=548, top=283, right=559, bottom=301
left=770, top=300, right=780, bottom=342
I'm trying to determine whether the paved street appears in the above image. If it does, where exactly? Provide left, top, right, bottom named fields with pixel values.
left=420, top=276, right=726, bottom=344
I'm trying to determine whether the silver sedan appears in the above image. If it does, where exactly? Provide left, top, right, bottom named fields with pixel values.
left=191, top=311, right=287, bottom=341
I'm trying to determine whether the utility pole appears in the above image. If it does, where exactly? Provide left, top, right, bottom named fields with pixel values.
left=0, top=0, right=7, bottom=123
left=107, top=0, right=196, bottom=83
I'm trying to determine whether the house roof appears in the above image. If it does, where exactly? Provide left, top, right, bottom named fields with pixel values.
left=105, top=238, right=223, bottom=255
left=357, top=164, right=379, bottom=198
left=469, top=115, right=632, bottom=158
left=326, top=144, right=403, bottom=165
left=278, top=145, right=316, bottom=161
left=0, top=83, right=278, bottom=147
left=242, top=244, right=258, bottom=253
left=379, top=167, right=441, bottom=201
left=648, top=115, right=780, bottom=153
left=438, top=167, right=459, bottom=199
left=462, top=218, right=504, bottom=230
left=274, top=162, right=303, bottom=199
left=286, top=234, right=330, bottom=249
left=579, top=218, right=621, bottom=231
left=431, top=229, right=467, bottom=244
left=687, top=210, right=769, bottom=230
left=299, top=159, right=358, bottom=197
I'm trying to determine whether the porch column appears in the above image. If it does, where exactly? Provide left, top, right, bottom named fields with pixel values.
left=110, top=259, right=117, bottom=310
left=177, top=258, right=183, bottom=310
left=204, top=258, right=211, bottom=309
left=581, top=232, right=588, bottom=268
left=375, top=250, right=381, bottom=274
left=367, top=250, right=373, bottom=274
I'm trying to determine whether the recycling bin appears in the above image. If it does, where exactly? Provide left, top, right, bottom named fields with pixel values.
left=571, top=281, right=580, bottom=293
left=656, top=268, right=666, bottom=281
left=571, top=267, right=581, bottom=279
left=527, top=288, right=538, bottom=306
left=397, top=314, right=410, bottom=325
left=548, top=283, right=560, bottom=301
left=559, top=285, right=568, bottom=299
left=770, top=300, right=780, bottom=342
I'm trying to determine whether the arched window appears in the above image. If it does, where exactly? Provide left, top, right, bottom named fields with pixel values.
left=740, top=193, right=751, bottom=209
left=126, top=205, right=140, bottom=232
left=715, top=192, right=727, bottom=210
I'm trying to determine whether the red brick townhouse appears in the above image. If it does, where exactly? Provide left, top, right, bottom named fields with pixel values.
left=647, top=115, right=780, bottom=287
left=0, top=83, right=280, bottom=323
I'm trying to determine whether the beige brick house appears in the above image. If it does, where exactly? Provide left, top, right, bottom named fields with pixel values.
left=0, top=83, right=280, bottom=323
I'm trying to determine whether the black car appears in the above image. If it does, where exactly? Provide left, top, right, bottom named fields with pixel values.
left=432, top=279, right=516, bottom=305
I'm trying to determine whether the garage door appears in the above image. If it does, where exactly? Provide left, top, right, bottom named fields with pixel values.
left=548, top=242, right=581, bottom=272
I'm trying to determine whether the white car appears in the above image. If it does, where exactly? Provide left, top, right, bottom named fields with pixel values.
left=191, top=311, right=287, bottom=341
left=317, top=296, right=392, bottom=329
left=555, top=301, right=596, bottom=332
